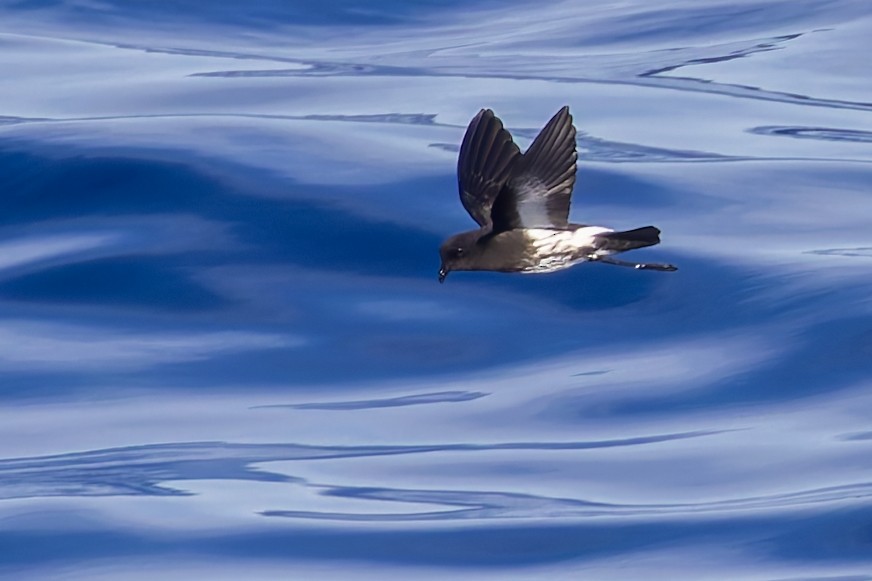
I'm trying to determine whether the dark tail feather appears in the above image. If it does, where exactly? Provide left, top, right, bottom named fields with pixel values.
left=594, top=226, right=661, bottom=252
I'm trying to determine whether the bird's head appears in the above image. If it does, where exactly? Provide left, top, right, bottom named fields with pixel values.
left=438, top=231, right=483, bottom=283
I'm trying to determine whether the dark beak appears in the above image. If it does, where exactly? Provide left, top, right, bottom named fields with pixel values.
left=438, top=265, right=448, bottom=283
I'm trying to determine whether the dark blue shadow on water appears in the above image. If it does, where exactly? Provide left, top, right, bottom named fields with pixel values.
left=1, top=140, right=867, bottom=414
left=3, top=505, right=872, bottom=570
left=5, top=0, right=501, bottom=28
left=0, top=147, right=444, bottom=279
left=0, top=256, right=228, bottom=311
left=0, top=144, right=788, bottom=396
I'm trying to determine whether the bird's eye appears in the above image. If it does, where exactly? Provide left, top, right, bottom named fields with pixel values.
left=454, top=247, right=464, bottom=257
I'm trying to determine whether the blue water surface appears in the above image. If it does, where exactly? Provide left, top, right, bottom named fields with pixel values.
left=2, top=1, right=872, bottom=579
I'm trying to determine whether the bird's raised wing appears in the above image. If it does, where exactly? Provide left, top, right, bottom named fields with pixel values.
left=457, top=109, right=521, bottom=230
left=490, top=106, right=577, bottom=232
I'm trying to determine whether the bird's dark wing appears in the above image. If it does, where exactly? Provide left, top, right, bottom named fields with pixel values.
left=491, top=106, right=577, bottom=232
left=457, top=109, right=521, bottom=230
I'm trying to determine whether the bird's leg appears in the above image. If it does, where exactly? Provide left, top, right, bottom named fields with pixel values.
left=591, top=255, right=678, bottom=272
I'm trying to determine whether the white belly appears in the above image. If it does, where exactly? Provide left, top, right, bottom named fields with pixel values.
left=522, top=227, right=614, bottom=273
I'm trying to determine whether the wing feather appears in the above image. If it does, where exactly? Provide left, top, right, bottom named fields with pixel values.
left=491, top=106, right=578, bottom=232
left=457, top=109, right=522, bottom=229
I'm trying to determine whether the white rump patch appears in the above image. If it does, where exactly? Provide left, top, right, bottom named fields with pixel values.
left=522, top=227, right=614, bottom=273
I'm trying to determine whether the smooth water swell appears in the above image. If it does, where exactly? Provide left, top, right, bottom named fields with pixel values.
left=1, top=0, right=872, bottom=579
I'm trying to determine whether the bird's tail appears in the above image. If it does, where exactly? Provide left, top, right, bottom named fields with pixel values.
left=594, top=226, right=661, bottom=252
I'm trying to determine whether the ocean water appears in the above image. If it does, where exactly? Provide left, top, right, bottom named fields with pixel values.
left=1, top=0, right=872, bottom=578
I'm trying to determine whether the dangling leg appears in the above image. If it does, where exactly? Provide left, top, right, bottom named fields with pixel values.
left=591, top=255, right=678, bottom=272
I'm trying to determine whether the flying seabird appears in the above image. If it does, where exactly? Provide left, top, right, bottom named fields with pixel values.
left=438, top=106, right=677, bottom=283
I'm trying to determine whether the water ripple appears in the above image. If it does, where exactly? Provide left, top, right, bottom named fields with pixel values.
left=0, top=115, right=50, bottom=125
left=264, top=480, right=872, bottom=522
left=750, top=126, right=872, bottom=143
left=252, top=390, right=488, bottom=410
left=805, top=247, right=872, bottom=258
left=190, top=62, right=415, bottom=78
left=433, top=134, right=738, bottom=163
left=53, top=32, right=872, bottom=113
left=640, top=33, right=804, bottom=76
left=0, top=432, right=723, bottom=500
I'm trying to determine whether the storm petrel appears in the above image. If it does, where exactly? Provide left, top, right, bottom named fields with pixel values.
left=438, top=106, right=677, bottom=283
